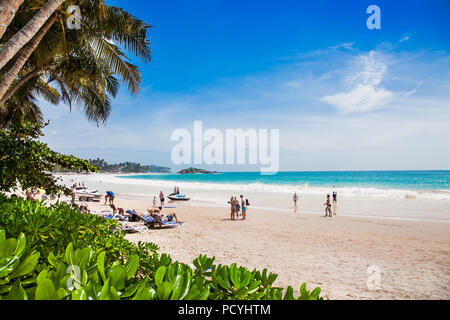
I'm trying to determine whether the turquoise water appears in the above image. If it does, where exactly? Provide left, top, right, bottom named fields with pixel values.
left=120, top=171, right=450, bottom=191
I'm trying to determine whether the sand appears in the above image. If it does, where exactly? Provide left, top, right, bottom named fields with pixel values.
left=76, top=193, right=450, bottom=300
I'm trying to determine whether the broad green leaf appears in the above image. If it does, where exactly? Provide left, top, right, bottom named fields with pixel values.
left=13, top=233, right=26, bottom=257
left=124, top=254, right=139, bottom=280
left=6, top=280, right=27, bottom=300
left=197, top=284, right=210, bottom=300
left=184, top=285, right=200, bottom=300
left=154, top=266, right=166, bottom=286
left=74, top=247, right=93, bottom=268
left=37, top=269, right=49, bottom=285
left=0, top=230, right=5, bottom=242
left=99, top=278, right=120, bottom=300
left=47, top=252, right=58, bottom=268
left=179, top=269, right=192, bottom=300
left=10, top=252, right=40, bottom=279
left=108, top=265, right=127, bottom=291
left=170, top=274, right=183, bottom=300
left=156, top=282, right=173, bottom=300
left=64, top=243, right=75, bottom=265
left=35, top=279, right=57, bottom=300
left=97, top=251, right=106, bottom=282
left=0, top=238, right=16, bottom=258
left=0, top=256, right=20, bottom=278
left=132, top=286, right=156, bottom=300
left=56, top=288, right=68, bottom=300
left=121, top=282, right=140, bottom=298
left=72, top=288, right=87, bottom=300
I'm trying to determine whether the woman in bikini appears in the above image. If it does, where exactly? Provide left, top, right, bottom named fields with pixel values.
left=324, top=194, right=332, bottom=217
left=229, top=196, right=237, bottom=220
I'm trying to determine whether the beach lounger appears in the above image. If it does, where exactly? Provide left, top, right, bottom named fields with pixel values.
left=103, top=214, right=126, bottom=221
left=120, top=225, right=148, bottom=234
left=140, top=215, right=184, bottom=228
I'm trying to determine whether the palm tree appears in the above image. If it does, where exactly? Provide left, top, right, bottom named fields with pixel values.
left=0, top=1, right=151, bottom=123
left=0, top=0, right=25, bottom=39
left=0, top=0, right=66, bottom=70
left=0, top=12, right=58, bottom=107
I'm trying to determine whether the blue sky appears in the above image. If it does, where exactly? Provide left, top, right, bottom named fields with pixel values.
left=41, top=0, right=450, bottom=171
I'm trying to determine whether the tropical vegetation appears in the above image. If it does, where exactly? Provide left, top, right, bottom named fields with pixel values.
left=87, top=158, right=171, bottom=174
left=0, top=195, right=323, bottom=300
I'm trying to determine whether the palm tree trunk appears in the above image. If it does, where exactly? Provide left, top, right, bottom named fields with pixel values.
left=0, top=0, right=25, bottom=39
left=0, top=0, right=65, bottom=71
left=0, top=14, right=57, bottom=108
left=0, top=66, right=42, bottom=106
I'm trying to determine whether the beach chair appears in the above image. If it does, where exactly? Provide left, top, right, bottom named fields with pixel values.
left=103, top=213, right=125, bottom=221
left=140, top=215, right=184, bottom=229
left=120, top=225, right=149, bottom=234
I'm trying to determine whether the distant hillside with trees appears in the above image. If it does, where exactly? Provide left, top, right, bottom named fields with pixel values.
left=88, top=158, right=171, bottom=173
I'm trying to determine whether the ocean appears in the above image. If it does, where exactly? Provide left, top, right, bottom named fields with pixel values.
left=119, top=171, right=450, bottom=200
left=65, top=170, right=450, bottom=222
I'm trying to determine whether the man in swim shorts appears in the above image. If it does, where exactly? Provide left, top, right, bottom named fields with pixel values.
left=240, top=195, right=247, bottom=220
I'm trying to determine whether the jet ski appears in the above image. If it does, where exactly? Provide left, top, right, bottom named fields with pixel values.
left=75, top=186, right=101, bottom=201
left=168, top=193, right=190, bottom=201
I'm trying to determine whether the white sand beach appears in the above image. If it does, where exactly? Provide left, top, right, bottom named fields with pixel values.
left=59, top=173, right=450, bottom=300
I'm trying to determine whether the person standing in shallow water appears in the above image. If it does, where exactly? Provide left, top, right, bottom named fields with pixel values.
left=293, top=193, right=298, bottom=211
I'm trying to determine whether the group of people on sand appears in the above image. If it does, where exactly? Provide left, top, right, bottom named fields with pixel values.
left=100, top=190, right=182, bottom=224
left=229, top=195, right=249, bottom=220
left=292, top=191, right=338, bottom=217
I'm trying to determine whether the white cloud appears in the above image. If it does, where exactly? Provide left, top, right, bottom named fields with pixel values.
left=329, top=42, right=355, bottom=50
left=399, top=34, right=411, bottom=43
left=321, top=51, right=396, bottom=113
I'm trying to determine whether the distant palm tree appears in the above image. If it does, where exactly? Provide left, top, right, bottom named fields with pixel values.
left=0, top=1, right=152, bottom=124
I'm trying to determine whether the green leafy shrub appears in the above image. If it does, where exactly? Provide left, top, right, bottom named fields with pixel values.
left=0, top=195, right=324, bottom=300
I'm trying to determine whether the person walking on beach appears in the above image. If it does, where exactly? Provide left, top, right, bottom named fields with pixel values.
left=240, top=195, right=247, bottom=220
left=159, top=191, right=165, bottom=208
left=332, top=191, right=337, bottom=215
left=324, top=194, right=332, bottom=217
left=153, top=196, right=157, bottom=208
left=293, top=193, right=298, bottom=210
